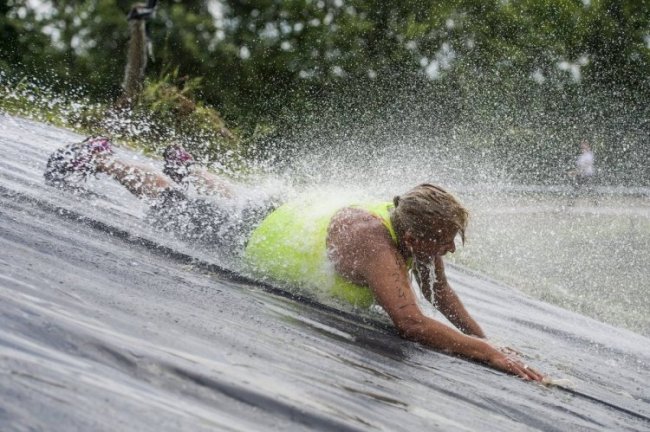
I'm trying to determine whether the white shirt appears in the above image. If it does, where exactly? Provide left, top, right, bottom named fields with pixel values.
left=576, top=150, right=594, bottom=177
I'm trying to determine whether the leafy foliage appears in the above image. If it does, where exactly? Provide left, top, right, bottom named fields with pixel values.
left=1, top=0, right=649, bottom=183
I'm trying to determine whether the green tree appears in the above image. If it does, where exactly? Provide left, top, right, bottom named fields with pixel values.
left=1, top=0, right=649, bottom=183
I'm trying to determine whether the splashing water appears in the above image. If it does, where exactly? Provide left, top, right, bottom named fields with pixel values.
left=251, top=117, right=650, bottom=336
left=3, top=74, right=649, bottom=337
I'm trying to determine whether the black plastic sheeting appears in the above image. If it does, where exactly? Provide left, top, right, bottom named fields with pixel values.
left=1, top=115, right=649, bottom=431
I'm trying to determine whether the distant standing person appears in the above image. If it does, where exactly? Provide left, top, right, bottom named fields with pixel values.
left=575, top=140, right=595, bottom=186
left=569, top=140, right=596, bottom=204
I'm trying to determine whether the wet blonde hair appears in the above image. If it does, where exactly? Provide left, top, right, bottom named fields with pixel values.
left=391, top=183, right=469, bottom=243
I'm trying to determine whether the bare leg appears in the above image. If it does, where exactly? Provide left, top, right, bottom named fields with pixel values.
left=162, top=144, right=233, bottom=198
left=189, top=167, right=233, bottom=198
left=97, top=157, right=172, bottom=199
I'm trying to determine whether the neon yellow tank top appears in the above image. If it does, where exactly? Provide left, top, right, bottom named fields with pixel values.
left=245, top=200, right=397, bottom=308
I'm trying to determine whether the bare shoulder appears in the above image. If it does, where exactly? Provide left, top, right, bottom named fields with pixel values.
left=327, top=207, right=398, bottom=284
left=328, top=207, right=391, bottom=248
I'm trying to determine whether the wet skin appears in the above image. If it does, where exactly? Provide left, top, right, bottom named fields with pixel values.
left=327, top=207, right=544, bottom=382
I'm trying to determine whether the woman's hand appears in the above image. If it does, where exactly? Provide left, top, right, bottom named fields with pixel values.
left=487, top=351, right=544, bottom=381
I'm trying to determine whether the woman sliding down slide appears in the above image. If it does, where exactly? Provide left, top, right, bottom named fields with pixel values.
left=45, top=137, right=544, bottom=381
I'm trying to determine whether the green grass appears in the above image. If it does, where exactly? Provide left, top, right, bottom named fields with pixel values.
left=0, top=73, right=241, bottom=166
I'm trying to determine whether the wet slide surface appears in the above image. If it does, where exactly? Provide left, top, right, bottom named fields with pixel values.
left=1, top=114, right=649, bottom=431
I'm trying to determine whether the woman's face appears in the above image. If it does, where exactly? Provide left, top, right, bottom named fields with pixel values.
left=407, top=227, right=458, bottom=262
